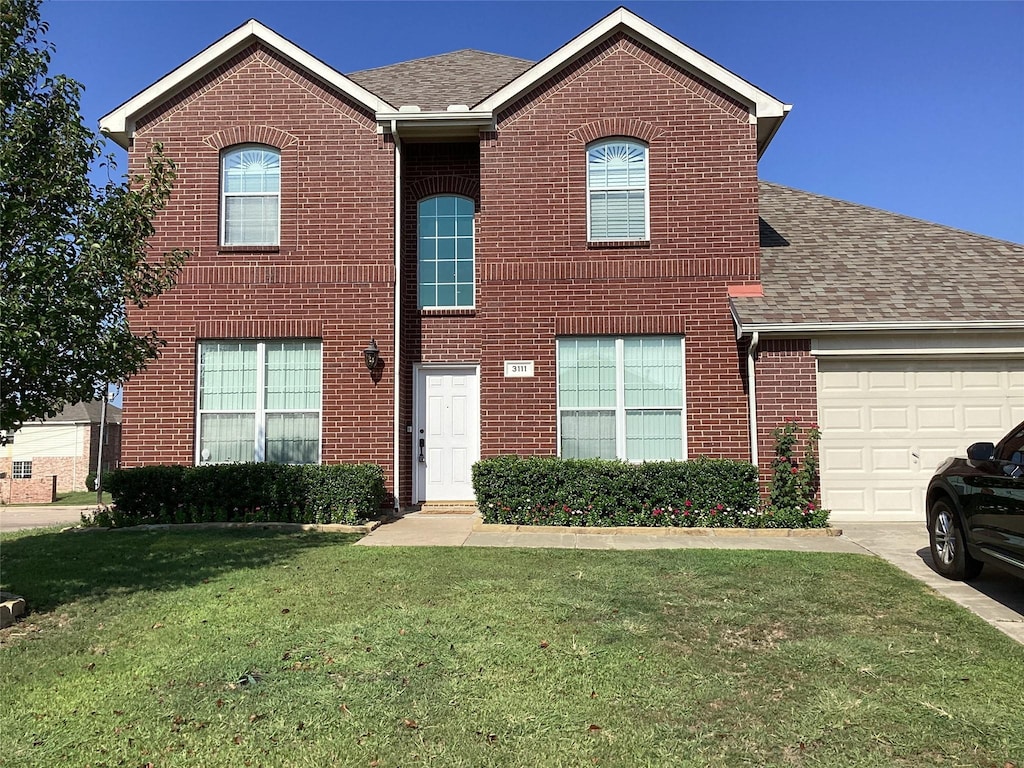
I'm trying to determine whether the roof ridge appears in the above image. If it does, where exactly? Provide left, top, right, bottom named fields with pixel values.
left=760, top=180, right=1023, bottom=248
left=348, top=48, right=534, bottom=77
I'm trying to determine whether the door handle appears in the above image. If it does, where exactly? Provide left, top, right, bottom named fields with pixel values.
left=418, top=437, right=426, bottom=463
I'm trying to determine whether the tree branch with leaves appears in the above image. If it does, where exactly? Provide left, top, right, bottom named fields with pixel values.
left=1, top=0, right=187, bottom=431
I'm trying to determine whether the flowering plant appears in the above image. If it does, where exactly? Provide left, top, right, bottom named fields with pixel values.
left=767, top=420, right=827, bottom=524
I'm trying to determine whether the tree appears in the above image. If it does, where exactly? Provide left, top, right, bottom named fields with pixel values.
left=0, top=0, right=187, bottom=432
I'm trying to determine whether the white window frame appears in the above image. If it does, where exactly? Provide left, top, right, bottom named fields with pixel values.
left=417, top=194, right=476, bottom=309
left=12, top=460, right=32, bottom=479
left=195, top=340, right=322, bottom=465
left=556, top=336, right=686, bottom=461
left=220, top=145, right=281, bottom=246
left=586, top=138, right=650, bottom=242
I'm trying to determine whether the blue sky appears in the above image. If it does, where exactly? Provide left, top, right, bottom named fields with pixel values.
left=44, top=0, right=1024, bottom=243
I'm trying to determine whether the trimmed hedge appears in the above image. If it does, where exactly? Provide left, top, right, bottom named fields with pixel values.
left=94, top=463, right=386, bottom=527
left=473, top=455, right=829, bottom=528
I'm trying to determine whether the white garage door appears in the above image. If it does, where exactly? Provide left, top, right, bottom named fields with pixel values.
left=818, top=358, right=1024, bottom=521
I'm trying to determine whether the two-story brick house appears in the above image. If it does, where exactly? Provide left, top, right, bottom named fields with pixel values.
left=100, top=7, right=1024, bottom=521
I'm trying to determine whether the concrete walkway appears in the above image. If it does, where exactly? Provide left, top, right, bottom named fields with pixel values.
left=356, top=513, right=1024, bottom=644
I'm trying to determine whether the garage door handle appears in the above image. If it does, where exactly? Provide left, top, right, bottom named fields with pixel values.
left=912, top=452, right=919, bottom=462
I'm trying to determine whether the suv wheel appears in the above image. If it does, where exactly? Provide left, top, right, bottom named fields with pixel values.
left=929, top=499, right=982, bottom=580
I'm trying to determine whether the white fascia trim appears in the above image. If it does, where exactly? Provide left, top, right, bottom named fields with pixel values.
left=376, top=111, right=494, bottom=132
left=475, top=7, right=787, bottom=121
left=733, top=318, right=1024, bottom=340
left=100, top=19, right=394, bottom=149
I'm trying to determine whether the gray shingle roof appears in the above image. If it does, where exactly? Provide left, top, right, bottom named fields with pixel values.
left=40, top=400, right=122, bottom=425
left=733, top=182, right=1024, bottom=328
left=347, top=49, right=534, bottom=111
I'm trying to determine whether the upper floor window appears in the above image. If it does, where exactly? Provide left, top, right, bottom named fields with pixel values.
left=221, top=145, right=280, bottom=246
left=587, top=139, right=648, bottom=241
left=418, top=195, right=475, bottom=309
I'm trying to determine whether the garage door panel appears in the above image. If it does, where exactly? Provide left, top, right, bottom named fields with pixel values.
left=870, top=447, right=911, bottom=471
left=916, top=406, right=958, bottom=431
left=819, top=357, right=1024, bottom=521
left=867, top=370, right=909, bottom=390
left=873, top=488, right=917, bottom=516
left=821, top=407, right=864, bottom=431
left=914, top=370, right=956, bottom=390
left=868, top=407, right=909, bottom=431
left=820, top=447, right=864, bottom=471
left=963, top=405, right=1009, bottom=431
left=962, top=369, right=1003, bottom=389
left=819, top=368, right=862, bottom=392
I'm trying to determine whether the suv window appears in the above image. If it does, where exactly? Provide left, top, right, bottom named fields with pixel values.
left=997, top=425, right=1024, bottom=465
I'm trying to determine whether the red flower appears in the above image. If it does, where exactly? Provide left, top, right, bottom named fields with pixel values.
left=790, top=466, right=799, bottom=474
left=684, top=500, right=693, bottom=507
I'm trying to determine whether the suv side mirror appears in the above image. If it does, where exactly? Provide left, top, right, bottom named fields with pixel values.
left=966, top=442, right=996, bottom=461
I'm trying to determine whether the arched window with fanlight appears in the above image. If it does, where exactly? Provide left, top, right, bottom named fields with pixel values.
left=587, top=138, right=648, bottom=241
left=221, top=145, right=280, bottom=246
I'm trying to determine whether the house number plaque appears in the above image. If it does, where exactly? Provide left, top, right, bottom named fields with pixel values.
left=504, top=360, right=535, bottom=378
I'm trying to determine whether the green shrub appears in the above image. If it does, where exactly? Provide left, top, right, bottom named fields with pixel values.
left=90, top=463, right=386, bottom=527
left=472, top=455, right=788, bottom=527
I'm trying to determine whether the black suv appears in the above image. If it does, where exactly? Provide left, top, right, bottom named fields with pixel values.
left=926, top=420, right=1024, bottom=581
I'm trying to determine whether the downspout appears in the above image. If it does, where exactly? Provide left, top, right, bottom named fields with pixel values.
left=747, top=331, right=759, bottom=468
left=391, top=120, right=402, bottom=515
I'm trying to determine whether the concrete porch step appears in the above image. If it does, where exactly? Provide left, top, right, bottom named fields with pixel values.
left=412, top=501, right=479, bottom=515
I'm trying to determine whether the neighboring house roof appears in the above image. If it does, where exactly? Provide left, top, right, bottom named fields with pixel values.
left=731, top=182, right=1024, bottom=333
left=32, top=401, right=123, bottom=426
left=348, top=50, right=534, bottom=112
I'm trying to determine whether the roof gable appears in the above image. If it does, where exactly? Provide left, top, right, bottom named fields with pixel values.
left=475, top=7, right=790, bottom=157
left=100, top=19, right=394, bottom=149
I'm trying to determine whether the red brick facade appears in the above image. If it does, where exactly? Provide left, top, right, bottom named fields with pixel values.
left=124, top=44, right=396, bottom=486
left=117, top=22, right=810, bottom=507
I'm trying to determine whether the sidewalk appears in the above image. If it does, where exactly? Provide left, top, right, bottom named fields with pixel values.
left=0, top=505, right=88, bottom=532
left=356, top=513, right=1024, bottom=643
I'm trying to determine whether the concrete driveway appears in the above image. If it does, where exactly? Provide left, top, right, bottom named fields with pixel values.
left=840, top=522, right=1023, bottom=644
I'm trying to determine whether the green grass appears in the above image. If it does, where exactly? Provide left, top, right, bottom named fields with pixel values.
left=54, top=490, right=112, bottom=505
left=1, top=528, right=1021, bottom=767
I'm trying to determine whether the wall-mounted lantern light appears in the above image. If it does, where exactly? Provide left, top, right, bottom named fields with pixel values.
left=363, top=338, right=381, bottom=371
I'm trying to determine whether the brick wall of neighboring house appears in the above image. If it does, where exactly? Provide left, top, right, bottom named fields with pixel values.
left=122, top=44, right=396, bottom=494
left=6, top=476, right=57, bottom=504
left=0, top=421, right=121, bottom=501
left=473, top=33, right=760, bottom=464
left=754, top=339, right=819, bottom=492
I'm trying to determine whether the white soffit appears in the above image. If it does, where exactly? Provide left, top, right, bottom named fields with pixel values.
left=99, top=19, right=395, bottom=148
left=475, top=8, right=790, bottom=127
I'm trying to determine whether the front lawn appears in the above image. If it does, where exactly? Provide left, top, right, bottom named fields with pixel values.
left=1, top=528, right=1020, bottom=767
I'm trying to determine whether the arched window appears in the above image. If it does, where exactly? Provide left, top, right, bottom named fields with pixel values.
left=587, top=139, right=648, bottom=241
left=418, top=195, right=475, bottom=308
left=221, top=145, right=280, bottom=246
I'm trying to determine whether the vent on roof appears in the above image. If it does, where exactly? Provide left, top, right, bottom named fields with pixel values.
left=447, top=104, right=469, bottom=112
left=399, top=105, right=421, bottom=112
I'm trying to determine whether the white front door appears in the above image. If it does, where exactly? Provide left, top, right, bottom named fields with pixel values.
left=414, top=366, right=480, bottom=502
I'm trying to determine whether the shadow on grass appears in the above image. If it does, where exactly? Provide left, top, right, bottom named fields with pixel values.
left=0, top=527, right=359, bottom=614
